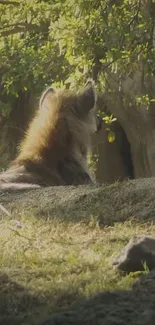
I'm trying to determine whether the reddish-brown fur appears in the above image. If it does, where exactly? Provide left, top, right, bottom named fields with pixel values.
left=0, top=80, right=102, bottom=190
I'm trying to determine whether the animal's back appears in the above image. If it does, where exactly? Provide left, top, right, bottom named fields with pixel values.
left=0, top=80, right=102, bottom=190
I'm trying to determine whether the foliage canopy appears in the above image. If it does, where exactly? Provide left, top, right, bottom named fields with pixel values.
left=0, top=0, right=155, bottom=116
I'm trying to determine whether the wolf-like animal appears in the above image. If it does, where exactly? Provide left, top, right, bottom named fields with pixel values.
left=0, top=80, right=102, bottom=190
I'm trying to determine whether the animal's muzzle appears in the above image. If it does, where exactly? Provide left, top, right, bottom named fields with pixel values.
left=96, top=114, right=102, bottom=132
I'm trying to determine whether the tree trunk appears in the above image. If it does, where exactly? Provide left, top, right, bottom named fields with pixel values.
left=102, top=71, right=155, bottom=179
left=130, top=131, right=155, bottom=178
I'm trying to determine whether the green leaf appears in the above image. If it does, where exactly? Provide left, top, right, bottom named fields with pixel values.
left=108, top=131, right=115, bottom=143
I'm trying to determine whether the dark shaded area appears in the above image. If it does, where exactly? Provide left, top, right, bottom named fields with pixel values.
left=94, top=119, right=134, bottom=184
left=0, top=273, right=44, bottom=325
left=0, top=91, right=36, bottom=168
left=120, top=125, right=134, bottom=179
left=1, top=269, right=155, bottom=325
left=37, top=280, right=155, bottom=325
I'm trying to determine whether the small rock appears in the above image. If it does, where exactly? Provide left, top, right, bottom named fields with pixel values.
left=113, top=235, right=155, bottom=273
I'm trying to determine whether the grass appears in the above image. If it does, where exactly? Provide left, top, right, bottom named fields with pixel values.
left=0, top=179, right=155, bottom=324
left=0, top=210, right=154, bottom=324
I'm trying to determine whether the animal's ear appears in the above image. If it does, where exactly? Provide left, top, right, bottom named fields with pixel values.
left=78, top=79, right=96, bottom=115
left=39, top=87, right=55, bottom=110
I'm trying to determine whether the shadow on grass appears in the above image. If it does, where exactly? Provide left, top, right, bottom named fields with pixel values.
left=1, top=270, right=155, bottom=325
left=0, top=273, right=44, bottom=325
left=33, top=269, right=155, bottom=325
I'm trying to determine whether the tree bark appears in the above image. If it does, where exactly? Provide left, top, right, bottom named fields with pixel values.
left=102, top=71, right=155, bottom=179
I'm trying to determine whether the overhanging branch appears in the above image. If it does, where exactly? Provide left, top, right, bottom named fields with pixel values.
left=0, top=1, right=19, bottom=5
left=0, top=26, right=26, bottom=36
left=0, top=23, right=37, bottom=36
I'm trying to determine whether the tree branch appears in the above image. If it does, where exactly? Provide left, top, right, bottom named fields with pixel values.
left=0, top=1, right=19, bottom=5
left=0, top=23, right=26, bottom=30
left=0, top=27, right=25, bottom=36
left=0, top=23, right=37, bottom=36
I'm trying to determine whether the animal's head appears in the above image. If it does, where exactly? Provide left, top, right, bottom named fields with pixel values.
left=39, top=80, right=102, bottom=158
left=76, top=79, right=102, bottom=134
